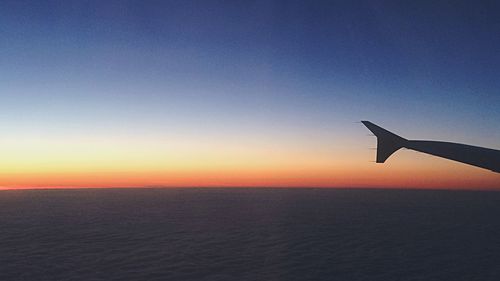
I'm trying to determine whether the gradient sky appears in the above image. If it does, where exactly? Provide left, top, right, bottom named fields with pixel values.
left=1, top=0, right=499, bottom=189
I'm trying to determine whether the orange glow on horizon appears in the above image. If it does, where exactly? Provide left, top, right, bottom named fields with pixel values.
left=1, top=135, right=499, bottom=191
left=1, top=164, right=499, bottom=191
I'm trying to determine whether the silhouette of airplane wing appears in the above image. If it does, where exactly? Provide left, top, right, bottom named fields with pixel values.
left=361, top=121, right=500, bottom=173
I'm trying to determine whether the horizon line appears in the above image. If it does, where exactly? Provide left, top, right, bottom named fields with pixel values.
left=1, top=186, right=499, bottom=192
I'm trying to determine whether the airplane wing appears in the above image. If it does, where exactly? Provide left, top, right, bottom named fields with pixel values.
left=361, top=121, right=500, bottom=173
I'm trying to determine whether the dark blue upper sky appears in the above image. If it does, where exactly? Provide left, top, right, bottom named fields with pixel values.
left=1, top=0, right=500, bottom=146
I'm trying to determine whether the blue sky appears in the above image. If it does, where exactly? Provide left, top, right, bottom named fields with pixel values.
left=1, top=0, right=499, bottom=188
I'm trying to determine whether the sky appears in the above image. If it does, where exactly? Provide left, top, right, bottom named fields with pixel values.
left=1, top=0, right=499, bottom=189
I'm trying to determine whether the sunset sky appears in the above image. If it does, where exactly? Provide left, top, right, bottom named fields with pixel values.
left=1, top=0, right=499, bottom=189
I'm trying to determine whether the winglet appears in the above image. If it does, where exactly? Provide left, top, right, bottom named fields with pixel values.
left=361, top=121, right=408, bottom=163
